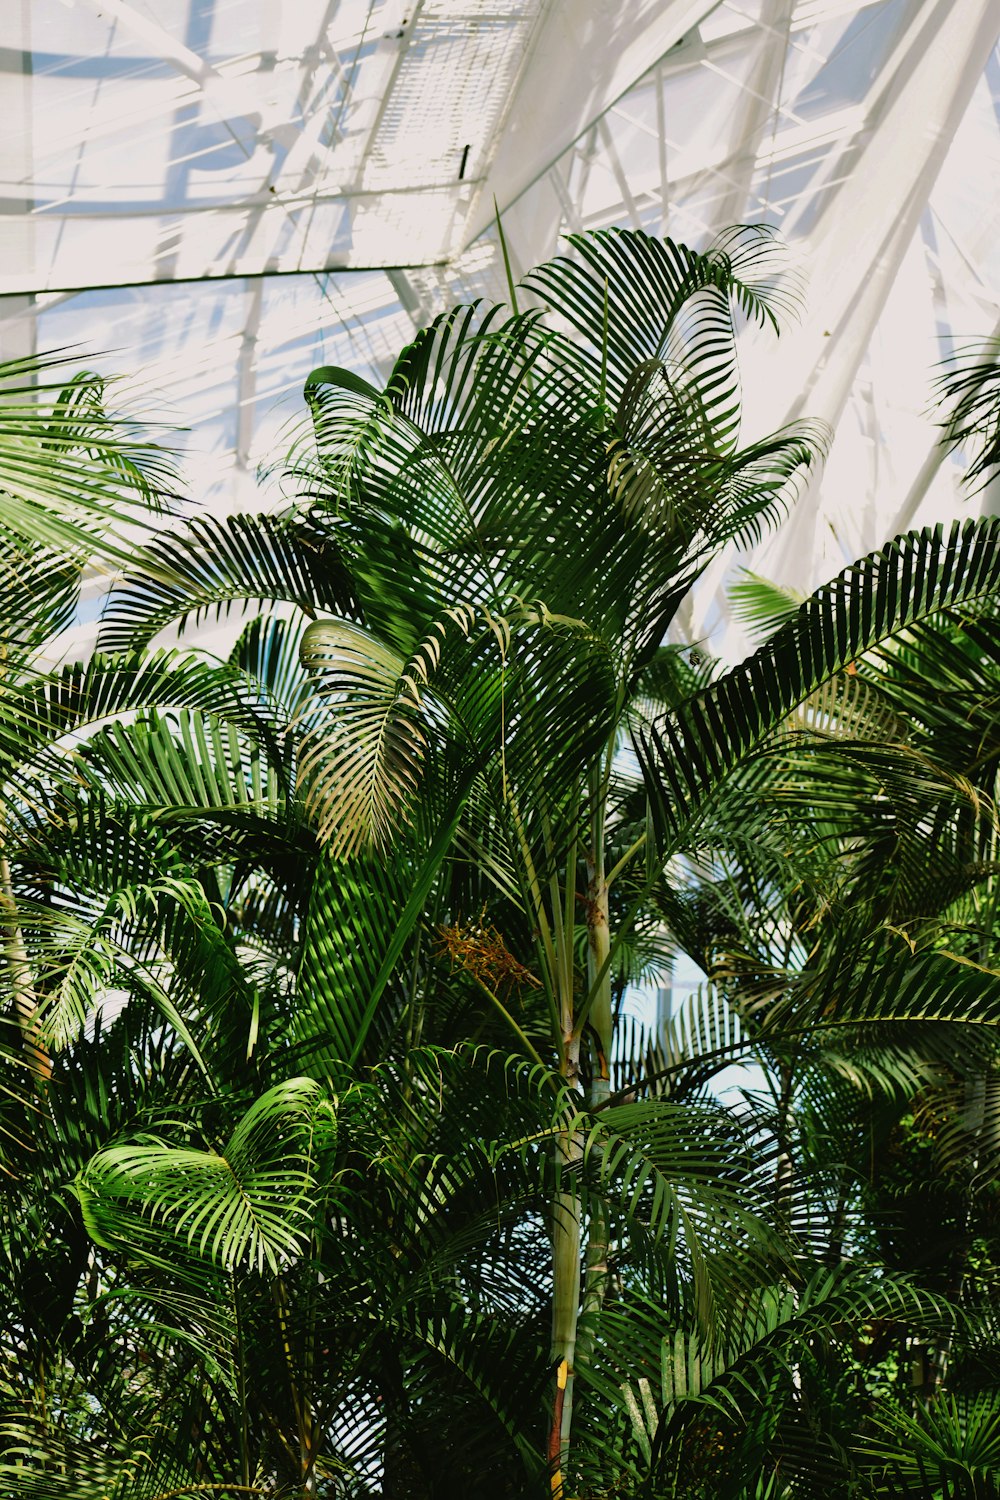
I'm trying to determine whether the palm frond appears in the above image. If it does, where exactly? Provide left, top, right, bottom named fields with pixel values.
left=642, top=519, right=1000, bottom=844
left=729, top=570, right=805, bottom=643
left=936, top=336, right=1000, bottom=492
left=76, top=1078, right=335, bottom=1276
left=297, top=617, right=431, bottom=856
left=98, top=510, right=356, bottom=652
left=0, top=355, right=176, bottom=565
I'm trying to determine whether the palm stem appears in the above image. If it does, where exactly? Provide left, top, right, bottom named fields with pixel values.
left=584, top=764, right=614, bottom=1103
left=578, top=765, right=614, bottom=1381
left=606, top=831, right=646, bottom=888
left=271, top=1274, right=316, bottom=1495
left=507, top=794, right=557, bottom=973
left=233, top=1275, right=251, bottom=1489
left=549, top=1078, right=583, bottom=1492
left=466, top=970, right=554, bottom=1077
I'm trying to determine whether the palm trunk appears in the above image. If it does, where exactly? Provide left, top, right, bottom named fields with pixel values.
left=584, top=821, right=614, bottom=1109
left=579, top=827, right=613, bottom=1353
left=547, top=835, right=585, bottom=1493
left=233, top=1276, right=252, bottom=1489
left=549, top=1096, right=583, bottom=1494
left=774, top=1058, right=794, bottom=1232
left=549, top=773, right=616, bottom=1493
left=272, top=1274, right=318, bottom=1497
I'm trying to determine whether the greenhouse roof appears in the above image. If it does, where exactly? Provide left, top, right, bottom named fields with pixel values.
left=2, top=0, right=998, bottom=622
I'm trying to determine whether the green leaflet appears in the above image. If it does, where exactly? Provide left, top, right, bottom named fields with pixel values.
left=75, top=1078, right=336, bottom=1276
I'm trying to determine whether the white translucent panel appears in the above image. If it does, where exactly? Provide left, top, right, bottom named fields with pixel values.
left=454, top=0, right=999, bottom=656
left=929, top=66, right=1000, bottom=299
left=671, top=50, right=763, bottom=175
left=362, top=6, right=540, bottom=190
left=700, top=0, right=764, bottom=41
left=6, top=0, right=545, bottom=292
left=782, top=0, right=911, bottom=121
left=0, top=0, right=996, bottom=651
left=0, top=268, right=411, bottom=512
left=248, top=272, right=416, bottom=459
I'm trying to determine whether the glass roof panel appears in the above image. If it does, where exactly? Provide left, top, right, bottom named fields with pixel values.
left=3, top=0, right=546, bottom=293
left=435, top=0, right=999, bottom=641
left=21, top=266, right=416, bottom=512
left=0, top=0, right=996, bottom=621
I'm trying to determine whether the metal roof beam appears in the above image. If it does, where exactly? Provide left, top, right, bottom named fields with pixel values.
left=461, top=0, right=715, bottom=251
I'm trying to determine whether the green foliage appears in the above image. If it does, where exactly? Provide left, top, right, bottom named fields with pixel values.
left=3, top=231, right=1000, bottom=1499
left=937, top=337, right=1000, bottom=493
left=76, top=1078, right=336, bottom=1276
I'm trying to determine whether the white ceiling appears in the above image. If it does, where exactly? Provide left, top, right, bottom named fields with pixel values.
left=1, top=0, right=998, bottom=640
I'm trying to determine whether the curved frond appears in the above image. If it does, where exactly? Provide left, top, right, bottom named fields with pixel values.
left=0, top=355, right=175, bottom=564
left=76, top=1078, right=335, bottom=1276
left=642, top=518, right=1000, bottom=843
left=98, top=510, right=356, bottom=652
left=936, top=335, right=1000, bottom=492
left=297, top=617, right=430, bottom=856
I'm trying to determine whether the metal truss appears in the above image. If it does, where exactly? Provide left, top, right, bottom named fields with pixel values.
left=0, top=0, right=997, bottom=572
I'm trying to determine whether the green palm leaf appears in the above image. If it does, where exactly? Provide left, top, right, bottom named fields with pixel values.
left=936, top=335, right=1000, bottom=492
left=642, top=518, right=1000, bottom=843
left=98, top=510, right=357, bottom=652
left=76, top=1078, right=335, bottom=1276
left=297, top=618, right=430, bottom=856
left=0, top=355, right=174, bottom=565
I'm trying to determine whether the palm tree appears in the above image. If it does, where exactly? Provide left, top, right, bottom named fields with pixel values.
left=282, top=226, right=1000, bottom=1491
left=7, top=227, right=1000, bottom=1496
left=0, top=353, right=176, bottom=561
left=86, top=223, right=829, bottom=1488
left=626, top=522, right=1000, bottom=1487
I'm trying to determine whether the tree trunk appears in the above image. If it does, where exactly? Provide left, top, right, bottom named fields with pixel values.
left=549, top=777, right=616, bottom=1493
left=549, top=1027, right=583, bottom=1497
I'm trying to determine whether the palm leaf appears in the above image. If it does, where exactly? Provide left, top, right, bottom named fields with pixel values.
left=936, top=335, right=1000, bottom=492
left=0, top=649, right=282, bottom=816
left=525, top=224, right=798, bottom=417
left=98, top=510, right=357, bottom=652
left=729, top=570, right=805, bottom=643
left=76, top=1078, right=335, bottom=1276
left=642, top=519, right=1000, bottom=843
left=297, top=618, right=430, bottom=856
left=0, top=355, right=175, bottom=565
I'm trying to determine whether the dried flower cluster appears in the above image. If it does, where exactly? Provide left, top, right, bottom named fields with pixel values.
left=436, top=911, right=541, bottom=996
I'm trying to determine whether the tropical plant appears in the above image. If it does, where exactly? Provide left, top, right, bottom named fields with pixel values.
left=0, top=353, right=175, bottom=561
left=77, top=222, right=831, bottom=1490
left=937, top=335, right=1000, bottom=493
left=5, top=228, right=1000, bottom=1499
left=278, top=225, right=1000, bottom=1491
